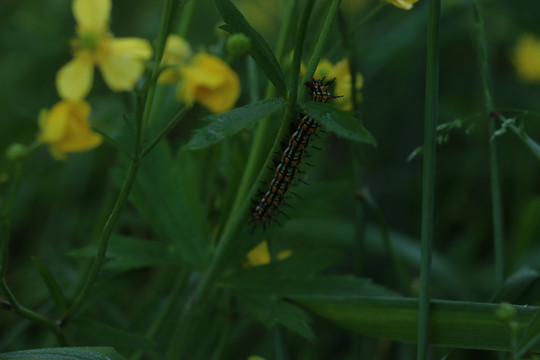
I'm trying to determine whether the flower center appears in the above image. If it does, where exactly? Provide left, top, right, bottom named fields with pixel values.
left=78, top=31, right=101, bottom=51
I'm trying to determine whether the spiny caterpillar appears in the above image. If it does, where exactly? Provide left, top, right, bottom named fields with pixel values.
left=250, top=77, right=341, bottom=232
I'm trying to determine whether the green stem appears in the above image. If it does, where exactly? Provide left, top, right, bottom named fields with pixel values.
left=142, top=106, right=187, bottom=157
left=472, top=0, right=505, bottom=285
left=417, top=0, right=441, bottom=358
left=0, top=278, right=67, bottom=345
left=177, top=0, right=196, bottom=37
left=0, top=142, right=39, bottom=277
left=65, top=0, right=179, bottom=321
left=361, top=189, right=411, bottom=295
left=67, top=158, right=140, bottom=319
left=300, top=0, right=343, bottom=96
left=140, top=0, right=180, bottom=140
left=247, top=57, right=259, bottom=103
left=289, top=0, right=315, bottom=106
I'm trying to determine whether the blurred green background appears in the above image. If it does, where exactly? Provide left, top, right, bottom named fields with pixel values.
left=1, top=0, right=540, bottom=358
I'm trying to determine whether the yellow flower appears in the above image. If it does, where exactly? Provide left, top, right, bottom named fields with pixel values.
left=245, top=241, right=292, bottom=267
left=513, top=33, right=540, bottom=83
left=387, top=0, right=420, bottom=10
left=56, top=0, right=152, bottom=100
left=177, top=53, right=240, bottom=113
left=38, top=100, right=102, bottom=160
left=158, top=35, right=193, bottom=84
left=315, top=58, right=363, bottom=110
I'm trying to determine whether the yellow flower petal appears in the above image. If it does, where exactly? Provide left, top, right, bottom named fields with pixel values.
left=96, top=38, right=152, bottom=91
left=245, top=241, right=292, bottom=267
left=162, top=35, right=192, bottom=64
left=99, top=54, right=145, bottom=91
left=56, top=56, right=94, bottom=100
left=513, top=33, right=540, bottom=82
left=38, top=100, right=102, bottom=160
left=158, top=35, right=192, bottom=84
left=246, top=241, right=271, bottom=266
left=109, top=38, right=153, bottom=60
left=73, top=0, right=111, bottom=32
left=177, top=53, right=240, bottom=113
left=387, top=0, right=420, bottom=10
left=314, top=59, right=335, bottom=79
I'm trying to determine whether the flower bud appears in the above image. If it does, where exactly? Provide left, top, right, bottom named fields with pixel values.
left=226, top=33, right=251, bottom=61
left=5, top=143, right=27, bottom=162
left=495, top=302, right=517, bottom=322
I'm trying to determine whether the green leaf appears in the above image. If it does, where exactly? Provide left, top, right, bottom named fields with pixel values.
left=508, top=123, right=540, bottom=162
left=518, top=306, right=540, bottom=356
left=224, top=274, right=397, bottom=299
left=75, top=318, right=156, bottom=350
left=184, top=98, right=286, bottom=150
left=215, top=0, right=287, bottom=98
left=30, top=256, right=68, bottom=314
left=295, top=297, right=540, bottom=351
left=69, top=235, right=182, bottom=270
left=0, top=347, right=126, bottom=360
left=222, top=250, right=397, bottom=298
left=490, top=267, right=540, bottom=304
left=301, top=102, right=377, bottom=145
left=514, top=197, right=540, bottom=259
left=238, top=294, right=315, bottom=341
left=118, top=143, right=211, bottom=270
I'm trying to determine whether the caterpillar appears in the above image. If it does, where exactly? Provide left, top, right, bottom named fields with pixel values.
left=250, top=77, right=341, bottom=232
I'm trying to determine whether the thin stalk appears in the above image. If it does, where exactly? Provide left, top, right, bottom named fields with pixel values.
left=0, top=143, right=67, bottom=344
left=300, top=0, right=343, bottom=97
left=177, top=0, right=196, bottom=37
left=67, top=160, right=140, bottom=318
left=472, top=0, right=505, bottom=285
left=247, top=57, right=259, bottom=103
left=0, top=278, right=67, bottom=345
left=0, top=142, right=38, bottom=278
left=93, top=127, right=133, bottom=160
left=417, top=0, right=441, bottom=358
left=140, top=0, right=180, bottom=139
left=65, top=0, right=179, bottom=321
left=362, top=189, right=411, bottom=295
left=142, top=106, right=188, bottom=157
left=289, top=0, right=315, bottom=106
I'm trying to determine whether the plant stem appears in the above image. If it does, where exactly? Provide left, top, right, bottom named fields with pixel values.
left=65, top=0, right=179, bottom=321
left=472, top=0, right=505, bottom=285
left=177, top=0, right=196, bottom=37
left=140, top=0, right=180, bottom=139
left=289, top=0, right=315, bottom=106
left=0, top=278, right=67, bottom=345
left=300, top=0, right=343, bottom=97
left=0, top=144, right=67, bottom=343
left=417, top=0, right=441, bottom=358
left=142, top=106, right=187, bottom=157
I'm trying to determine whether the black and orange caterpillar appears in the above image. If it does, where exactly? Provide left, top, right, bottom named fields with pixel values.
left=250, top=77, right=341, bottom=231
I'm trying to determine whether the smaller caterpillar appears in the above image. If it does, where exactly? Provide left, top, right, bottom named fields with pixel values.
left=250, top=77, right=341, bottom=232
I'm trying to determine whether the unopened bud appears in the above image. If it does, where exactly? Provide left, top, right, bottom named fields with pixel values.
left=6, top=143, right=27, bottom=162
left=226, top=33, right=251, bottom=60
